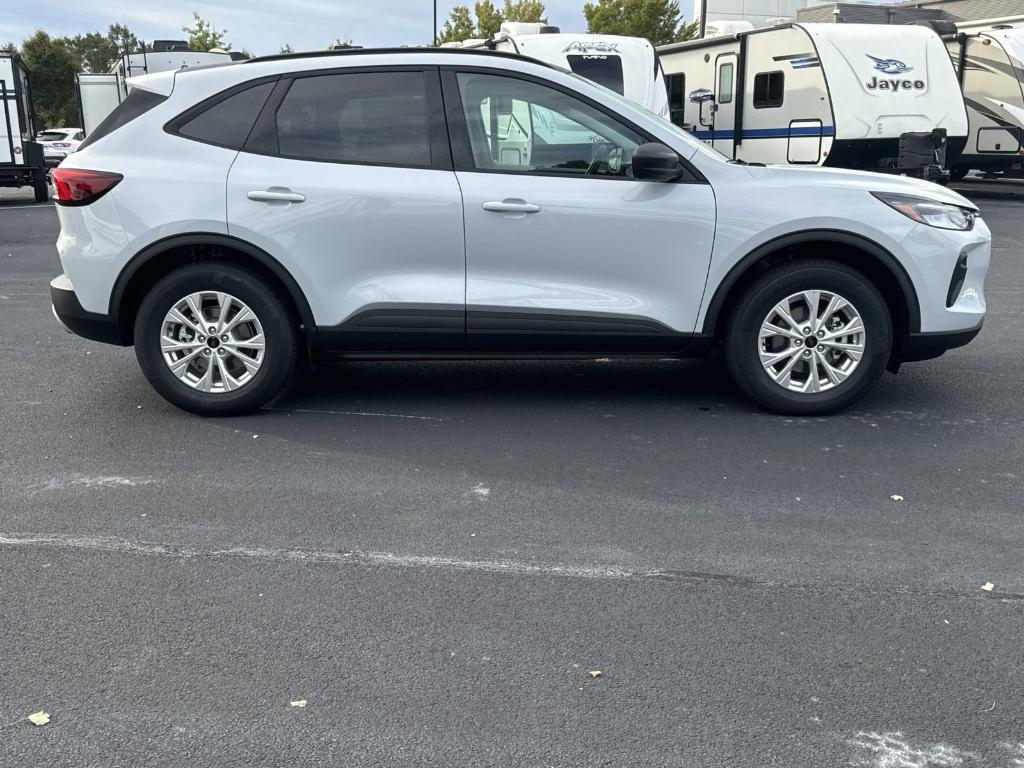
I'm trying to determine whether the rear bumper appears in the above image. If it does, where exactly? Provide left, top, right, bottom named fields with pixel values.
left=902, top=321, right=982, bottom=362
left=50, top=274, right=127, bottom=345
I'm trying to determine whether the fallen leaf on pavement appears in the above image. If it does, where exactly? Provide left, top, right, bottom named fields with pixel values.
left=28, top=711, right=49, bottom=726
left=289, top=699, right=307, bottom=708
left=981, top=582, right=994, bottom=592
left=890, top=494, right=904, bottom=501
left=589, top=670, right=602, bottom=678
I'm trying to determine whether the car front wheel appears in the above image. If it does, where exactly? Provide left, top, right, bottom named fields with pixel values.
left=724, top=260, right=892, bottom=415
left=134, top=263, right=300, bottom=416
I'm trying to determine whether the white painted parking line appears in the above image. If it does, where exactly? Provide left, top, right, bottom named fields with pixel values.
left=0, top=203, right=55, bottom=210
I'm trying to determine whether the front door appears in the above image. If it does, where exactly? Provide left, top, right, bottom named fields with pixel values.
left=445, top=69, right=717, bottom=353
left=714, top=53, right=738, bottom=157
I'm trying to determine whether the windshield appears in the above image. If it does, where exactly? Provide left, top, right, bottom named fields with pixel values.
left=563, top=71, right=729, bottom=162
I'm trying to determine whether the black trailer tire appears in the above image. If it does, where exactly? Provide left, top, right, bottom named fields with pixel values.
left=949, top=166, right=969, bottom=183
left=134, top=263, right=300, bottom=416
left=724, top=260, right=892, bottom=416
left=33, top=171, right=49, bottom=203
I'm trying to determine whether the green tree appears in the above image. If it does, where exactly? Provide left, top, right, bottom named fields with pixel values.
left=475, top=1, right=503, bottom=37
left=279, top=43, right=294, bottom=54
left=436, top=5, right=475, bottom=44
left=2, top=41, right=18, bottom=55
left=20, top=30, right=77, bottom=128
left=583, top=0, right=695, bottom=45
left=435, top=0, right=546, bottom=43
left=64, top=25, right=144, bottom=73
left=502, top=0, right=546, bottom=23
left=183, top=11, right=230, bottom=51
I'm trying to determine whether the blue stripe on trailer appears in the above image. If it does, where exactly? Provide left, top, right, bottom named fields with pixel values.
left=690, top=126, right=835, bottom=139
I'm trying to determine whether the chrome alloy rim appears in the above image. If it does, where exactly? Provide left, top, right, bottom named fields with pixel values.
left=160, top=291, right=265, bottom=393
left=758, top=290, right=865, bottom=393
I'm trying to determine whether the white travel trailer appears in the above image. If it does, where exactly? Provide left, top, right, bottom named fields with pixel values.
left=77, top=43, right=236, bottom=135
left=658, top=22, right=968, bottom=179
left=442, top=22, right=670, bottom=118
left=943, top=20, right=1024, bottom=178
left=0, top=53, right=48, bottom=201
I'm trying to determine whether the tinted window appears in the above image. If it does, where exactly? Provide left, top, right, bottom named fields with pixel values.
left=718, top=62, right=734, bottom=104
left=79, top=89, right=167, bottom=149
left=566, top=54, right=625, bottom=95
left=666, top=73, right=685, bottom=126
left=456, top=72, right=641, bottom=178
left=276, top=71, right=431, bottom=166
left=38, top=131, right=69, bottom=141
left=753, top=71, right=784, bottom=109
left=178, top=81, right=275, bottom=148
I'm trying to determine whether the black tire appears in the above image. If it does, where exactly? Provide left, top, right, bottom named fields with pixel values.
left=134, top=263, right=300, bottom=416
left=33, top=171, right=49, bottom=203
left=724, top=260, right=892, bottom=416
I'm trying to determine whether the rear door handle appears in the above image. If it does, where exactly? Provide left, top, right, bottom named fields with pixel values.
left=247, top=189, right=306, bottom=204
left=482, top=200, right=541, bottom=214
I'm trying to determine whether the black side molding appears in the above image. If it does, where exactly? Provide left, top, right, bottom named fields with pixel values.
left=902, top=322, right=982, bottom=363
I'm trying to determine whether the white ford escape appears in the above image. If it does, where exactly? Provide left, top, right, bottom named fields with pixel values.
left=51, top=48, right=989, bottom=416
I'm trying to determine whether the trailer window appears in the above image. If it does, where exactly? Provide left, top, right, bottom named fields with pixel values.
left=753, top=71, right=784, bottom=109
left=565, top=54, right=625, bottom=96
left=275, top=71, right=431, bottom=167
left=717, top=63, right=734, bottom=105
left=177, top=81, right=275, bottom=149
left=666, top=73, right=686, bottom=126
left=79, top=89, right=167, bottom=149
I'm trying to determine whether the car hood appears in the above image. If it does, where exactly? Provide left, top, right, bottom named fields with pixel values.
left=742, top=164, right=977, bottom=210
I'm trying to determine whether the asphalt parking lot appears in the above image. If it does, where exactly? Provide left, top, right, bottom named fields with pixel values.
left=1, top=186, right=1022, bottom=768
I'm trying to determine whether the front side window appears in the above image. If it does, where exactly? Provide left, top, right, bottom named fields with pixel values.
left=275, top=71, right=431, bottom=166
left=718, top=62, right=734, bottom=104
left=753, top=71, right=784, bottom=109
left=456, top=72, right=642, bottom=178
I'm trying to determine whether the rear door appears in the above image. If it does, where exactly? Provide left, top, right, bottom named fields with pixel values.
left=713, top=53, right=738, bottom=157
left=1, top=59, right=17, bottom=164
left=226, top=67, right=466, bottom=351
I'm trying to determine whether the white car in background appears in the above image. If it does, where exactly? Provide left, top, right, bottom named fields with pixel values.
left=37, top=128, right=85, bottom=168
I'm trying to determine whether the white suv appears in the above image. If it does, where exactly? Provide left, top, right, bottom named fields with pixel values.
left=50, top=48, right=989, bottom=416
left=37, top=127, right=84, bottom=168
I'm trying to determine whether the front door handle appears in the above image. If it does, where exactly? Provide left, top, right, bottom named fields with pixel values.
left=247, top=189, right=306, bottom=204
left=482, top=200, right=541, bottom=214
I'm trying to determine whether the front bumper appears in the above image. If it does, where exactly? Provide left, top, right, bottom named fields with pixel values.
left=902, top=321, right=983, bottom=362
left=50, top=274, right=126, bottom=345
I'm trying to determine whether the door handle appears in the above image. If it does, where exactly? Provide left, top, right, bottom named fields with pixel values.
left=482, top=200, right=541, bottom=214
left=247, top=189, right=306, bottom=203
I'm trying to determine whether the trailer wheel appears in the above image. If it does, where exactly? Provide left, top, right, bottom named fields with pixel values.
left=32, top=170, right=49, bottom=203
left=948, top=166, right=969, bottom=183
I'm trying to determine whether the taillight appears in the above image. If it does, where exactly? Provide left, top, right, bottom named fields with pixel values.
left=52, top=168, right=123, bottom=207
left=53, top=142, right=71, bottom=148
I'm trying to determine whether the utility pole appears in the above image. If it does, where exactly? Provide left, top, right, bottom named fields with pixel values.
left=433, top=0, right=438, bottom=45
left=699, top=0, right=708, bottom=38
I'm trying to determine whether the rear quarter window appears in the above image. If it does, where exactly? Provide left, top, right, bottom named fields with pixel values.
left=172, top=80, right=276, bottom=149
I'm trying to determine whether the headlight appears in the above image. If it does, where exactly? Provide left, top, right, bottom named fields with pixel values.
left=871, top=192, right=976, bottom=231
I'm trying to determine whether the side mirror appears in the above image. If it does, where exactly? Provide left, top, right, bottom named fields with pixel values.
left=632, top=142, right=683, bottom=182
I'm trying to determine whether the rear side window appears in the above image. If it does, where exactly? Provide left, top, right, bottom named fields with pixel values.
left=274, top=71, right=431, bottom=166
left=79, top=89, right=167, bottom=149
left=753, top=71, right=784, bottom=109
left=176, top=81, right=275, bottom=149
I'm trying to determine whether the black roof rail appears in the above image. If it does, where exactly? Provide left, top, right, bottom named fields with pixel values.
left=245, top=45, right=556, bottom=69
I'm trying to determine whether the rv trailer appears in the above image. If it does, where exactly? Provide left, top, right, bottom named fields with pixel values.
left=943, top=20, right=1024, bottom=178
left=0, top=53, right=47, bottom=202
left=77, top=43, right=236, bottom=135
left=442, top=22, right=670, bottom=118
left=658, top=22, right=968, bottom=180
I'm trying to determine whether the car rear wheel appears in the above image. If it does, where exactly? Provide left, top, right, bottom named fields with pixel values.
left=724, top=260, right=892, bottom=415
left=134, top=263, right=300, bottom=416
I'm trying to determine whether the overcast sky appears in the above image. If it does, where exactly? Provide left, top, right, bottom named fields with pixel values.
left=0, top=0, right=630, bottom=54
